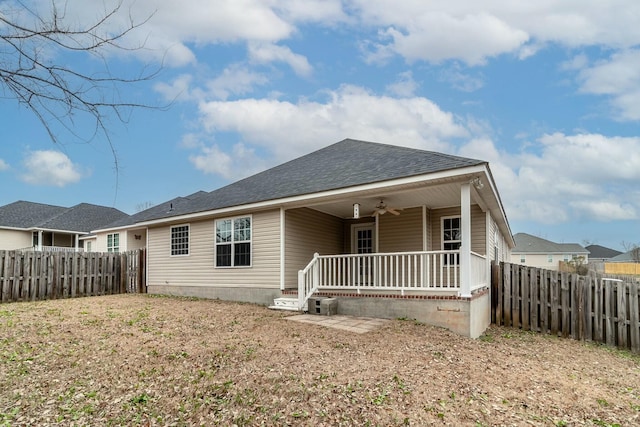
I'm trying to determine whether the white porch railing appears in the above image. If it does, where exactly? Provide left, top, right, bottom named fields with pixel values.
left=17, top=246, right=84, bottom=253
left=297, top=250, right=488, bottom=310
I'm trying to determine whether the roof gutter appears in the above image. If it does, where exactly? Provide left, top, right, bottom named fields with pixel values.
left=132, top=164, right=492, bottom=228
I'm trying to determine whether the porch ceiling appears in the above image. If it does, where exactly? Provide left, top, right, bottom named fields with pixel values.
left=305, top=176, right=476, bottom=219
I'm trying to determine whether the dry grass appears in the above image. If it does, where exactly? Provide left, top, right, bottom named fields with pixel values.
left=1, top=294, right=639, bottom=426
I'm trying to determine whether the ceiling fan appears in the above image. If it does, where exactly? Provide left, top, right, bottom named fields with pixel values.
left=371, top=199, right=401, bottom=217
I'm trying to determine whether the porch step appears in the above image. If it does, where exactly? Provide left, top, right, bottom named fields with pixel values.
left=269, top=297, right=302, bottom=311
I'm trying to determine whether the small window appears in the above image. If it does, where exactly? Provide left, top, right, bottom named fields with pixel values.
left=86, top=241, right=92, bottom=252
left=442, top=216, right=461, bottom=264
left=107, top=233, right=120, bottom=252
left=215, top=216, right=251, bottom=267
left=548, top=254, right=553, bottom=263
left=171, top=225, right=189, bottom=256
left=520, top=255, right=525, bottom=263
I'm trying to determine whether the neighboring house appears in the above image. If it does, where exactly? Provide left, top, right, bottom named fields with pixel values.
left=0, top=201, right=128, bottom=252
left=586, top=244, right=623, bottom=273
left=585, top=244, right=622, bottom=262
left=92, top=139, right=515, bottom=337
left=511, top=233, right=589, bottom=271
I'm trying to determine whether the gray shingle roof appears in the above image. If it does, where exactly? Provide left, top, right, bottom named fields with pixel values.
left=609, top=249, right=640, bottom=263
left=585, top=244, right=623, bottom=260
left=0, top=201, right=67, bottom=229
left=0, top=200, right=128, bottom=233
left=512, top=232, right=589, bottom=254
left=110, top=138, right=485, bottom=226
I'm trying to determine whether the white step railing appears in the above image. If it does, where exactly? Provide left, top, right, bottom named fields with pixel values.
left=297, top=250, right=488, bottom=306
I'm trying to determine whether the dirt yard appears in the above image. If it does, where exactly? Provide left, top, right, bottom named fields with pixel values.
left=1, top=294, right=639, bottom=426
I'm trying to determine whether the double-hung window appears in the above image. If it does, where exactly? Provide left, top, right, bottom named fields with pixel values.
left=442, top=216, right=461, bottom=265
left=107, top=233, right=120, bottom=252
left=215, top=216, right=251, bottom=267
left=171, top=225, right=189, bottom=256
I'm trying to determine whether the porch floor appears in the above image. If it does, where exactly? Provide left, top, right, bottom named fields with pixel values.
left=284, top=314, right=390, bottom=334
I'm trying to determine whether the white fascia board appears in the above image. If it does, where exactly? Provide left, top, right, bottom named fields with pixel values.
left=0, top=226, right=29, bottom=231
left=133, top=165, right=490, bottom=227
left=29, top=227, right=89, bottom=235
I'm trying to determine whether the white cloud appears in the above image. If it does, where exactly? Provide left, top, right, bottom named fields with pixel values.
left=188, top=141, right=267, bottom=180
left=354, top=1, right=640, bottom=64
left=196, top=85, right=468, bottom=163
left=385, top=71, right=418, bottom=97
left=0, top=159, right=9, bottom=171
left=21, top=150, right=83, bottom=187
left=370, top=13, right=529, bottom=66
left=577, top=49, right=640, bottom=120
left=206, top=65, right=269, bottom=100
left=248, top=43, right=313, bottom=77
left=439, top=66, right=484, bottom=92
left=461, top=133, right=640, bottom=224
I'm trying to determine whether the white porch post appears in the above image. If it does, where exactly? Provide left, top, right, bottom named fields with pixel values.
left=460, top=183, right=471, bottom=297
left=37, top=230, right=43, bottom=251
left=75, top=234, right=80, bottom=252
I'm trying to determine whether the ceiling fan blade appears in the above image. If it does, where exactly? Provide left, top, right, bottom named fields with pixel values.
left=387, top=208, right=400, bottom=215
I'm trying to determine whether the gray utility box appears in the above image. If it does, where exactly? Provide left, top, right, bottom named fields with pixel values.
left=308, top=296, right=338, bottom=316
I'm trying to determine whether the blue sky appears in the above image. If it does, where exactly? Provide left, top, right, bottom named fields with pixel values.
left=1, top=0, right=639, bottom=251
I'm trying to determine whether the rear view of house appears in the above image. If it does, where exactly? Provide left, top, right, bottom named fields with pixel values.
left=92, top=139, right=514, bottom=337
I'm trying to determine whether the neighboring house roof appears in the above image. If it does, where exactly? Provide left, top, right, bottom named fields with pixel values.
left=512, top=233, right=589, bottom=255
left=0, top=200, right=129, bottom=233
left=609, top=249, right=640, bottom=263
left=102, top=138, right=486, bottom=229
left=0, top=201, right=67, bottom=229
left=585, top=244, right=623, bottom=260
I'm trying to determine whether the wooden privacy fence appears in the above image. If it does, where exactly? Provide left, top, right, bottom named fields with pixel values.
left=0, top=249, right=146, bottom=303
left=492, top=262, right=640, bottom=353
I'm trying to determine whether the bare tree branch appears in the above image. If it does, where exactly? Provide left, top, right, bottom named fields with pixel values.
left=1, top=0, right=162, bottom=203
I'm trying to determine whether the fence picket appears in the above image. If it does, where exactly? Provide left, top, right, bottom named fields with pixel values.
left=0, top=250, right=146, bottom=304
left=493, top=262, right=640, bottom=353
left=630, top=282, right=640, bottom=351
left=617, top=282, right=627, bottom=349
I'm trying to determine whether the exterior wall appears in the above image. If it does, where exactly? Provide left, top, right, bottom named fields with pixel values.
left=488, top=215, right=511, bottom=263
left=95, top=231, right=124, bottom=252
left=82, top=237, right=97, bottom=252
left=511, top=253, right=589, bottom=271
left=430, top=205, right=486, bottom=254
left=0, top=229, right=31, bottom=250
left=326, top=290, right=490, bottom=338
left=284, top=208, right=343, bottom=288
left=126, top=229, right=147, bottom=251
left=147, top=209, right=281, bottom=299
left=378, top=207, right=423, bottom=252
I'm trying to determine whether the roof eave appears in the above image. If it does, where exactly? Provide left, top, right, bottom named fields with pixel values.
left=132, top=164, right=502, bottom=228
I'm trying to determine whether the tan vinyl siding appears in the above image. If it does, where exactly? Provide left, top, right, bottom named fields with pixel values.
left=284, top=208, right=343, bottom=288
left=0, top=229, right=32, bottom=250
left=378, top=207, right=423, bottom=252
left=430, top=205, right=486, bottom=255
left=147, top=209, right=281, bottom=289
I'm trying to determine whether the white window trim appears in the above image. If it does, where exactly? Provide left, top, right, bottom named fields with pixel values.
left=107, top=233, right=120, bottom=253
left=351, top=222, right=375, bottom=254
left=440, top=215, right=462, bottom=251
left=215, top=215, right=252, bottom=268
left=170, top=224, right=190, bottom=257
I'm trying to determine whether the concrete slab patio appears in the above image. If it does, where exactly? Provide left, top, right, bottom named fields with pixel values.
left=284, top=314, right=390, bottom=334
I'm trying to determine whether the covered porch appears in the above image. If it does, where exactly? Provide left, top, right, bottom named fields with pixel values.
left=270, top=162, right=511, bottom=337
